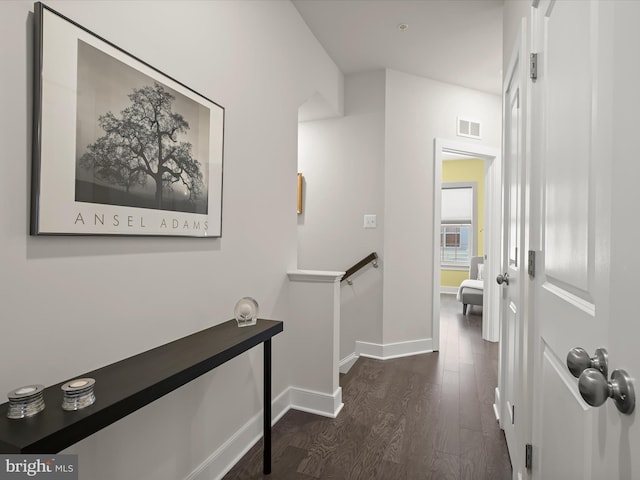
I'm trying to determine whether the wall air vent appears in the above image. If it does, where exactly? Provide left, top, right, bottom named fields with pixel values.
left=457, top=117, right=481, bottom=139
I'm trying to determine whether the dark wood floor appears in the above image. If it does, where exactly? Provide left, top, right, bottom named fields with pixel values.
left=224, top=295, right=512, bottom=479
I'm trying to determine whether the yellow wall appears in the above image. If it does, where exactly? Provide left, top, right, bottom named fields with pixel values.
left=440, top=159, right=484, bottom=287
left=442, top=269, right=473, bottom=288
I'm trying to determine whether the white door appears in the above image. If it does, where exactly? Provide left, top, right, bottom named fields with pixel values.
left=499, top=26, right=527, bottom=476
left=531, top=1, right=640, bottom=478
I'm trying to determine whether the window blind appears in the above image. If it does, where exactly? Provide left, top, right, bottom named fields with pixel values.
left=441, top=187, right=473, bottom=224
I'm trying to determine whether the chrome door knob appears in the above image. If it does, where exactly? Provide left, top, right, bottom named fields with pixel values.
left=578, top=368, right=609, bottom=407
left=578, top=368, right=635, bottom=415
left=496, top=273, right=510, bottom=285
left=567, top=347, right=608, bottom=379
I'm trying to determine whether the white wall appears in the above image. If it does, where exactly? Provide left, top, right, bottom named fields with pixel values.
left=383, top=69, right=501, bottom=344
left=0, top=1, right=342, bottom=478
left=298, top=67, right=502, bottom=355
left=503, top=0, right=531, bottom=73
left=298, top=71, right=386, bottom=358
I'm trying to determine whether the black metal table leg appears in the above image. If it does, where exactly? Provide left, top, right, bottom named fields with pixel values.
left=263, top=339, right=272, bottom=475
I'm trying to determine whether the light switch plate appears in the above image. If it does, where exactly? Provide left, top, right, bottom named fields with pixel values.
left=364, top=214, right=377, bottom=228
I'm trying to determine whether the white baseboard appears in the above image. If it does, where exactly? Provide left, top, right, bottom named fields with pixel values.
left=290, top=386, right=343, bottom=419
left=272, top=389, right=291, bottom=424
left=339, top=352, right=359, bottom=374
left=341, top=339, right=435, bottom=372
left=356, top=338, right=433, bottom=360
left=440, top=286, right=458, bottom=295
left=493, top=387, right=501, bottom=423
left=185, top=386, right=343, bottom=480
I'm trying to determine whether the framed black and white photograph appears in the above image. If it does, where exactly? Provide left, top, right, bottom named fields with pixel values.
left=31, top=2, right=224, bottom=237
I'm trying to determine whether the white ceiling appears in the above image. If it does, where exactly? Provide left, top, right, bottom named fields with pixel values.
left=292, top=0, right=504, bottom=96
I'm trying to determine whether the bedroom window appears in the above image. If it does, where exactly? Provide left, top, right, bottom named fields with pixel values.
left=441, top=183, right=476, bottom=268
left=441, top=224, right=471, bottom=265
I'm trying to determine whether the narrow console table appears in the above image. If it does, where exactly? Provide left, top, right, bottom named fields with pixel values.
left=0, top=319, right=283, bottom=475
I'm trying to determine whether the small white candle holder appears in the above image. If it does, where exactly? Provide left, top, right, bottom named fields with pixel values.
left=234, top=297, right=259, bottom=327
left=7, top=385, right=46, bottom=419
left=61, top=378, right=96, bottom=411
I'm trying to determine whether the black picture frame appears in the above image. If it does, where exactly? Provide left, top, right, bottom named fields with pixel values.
left=31, top=2, right=224, bottom=237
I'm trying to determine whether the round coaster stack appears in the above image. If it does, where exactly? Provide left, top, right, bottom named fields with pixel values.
left=7, top=385, right=46, bottom=419
left=61, top=378, right=96, bottom=411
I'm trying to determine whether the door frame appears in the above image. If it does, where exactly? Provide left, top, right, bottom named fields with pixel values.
left=432, top=138, right=502, bottom=350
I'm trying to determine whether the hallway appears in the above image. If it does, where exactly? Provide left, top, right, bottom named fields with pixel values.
left=224, top=294, right=511, bottom=479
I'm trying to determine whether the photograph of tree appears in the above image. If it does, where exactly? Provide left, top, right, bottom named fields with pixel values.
left=75, top=40, right=210, bottom=214
left=32, top=3, right=224, bottom=236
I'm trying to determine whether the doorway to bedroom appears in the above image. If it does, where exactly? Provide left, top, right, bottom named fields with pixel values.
left=432, top=139, right=501, bottom=351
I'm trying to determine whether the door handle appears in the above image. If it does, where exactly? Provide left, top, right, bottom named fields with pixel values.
left=496, top=273, right=510, bottom=285
left=566, top=347, right=608, bottom=379
left=578, top=368, right=635, bottom=415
